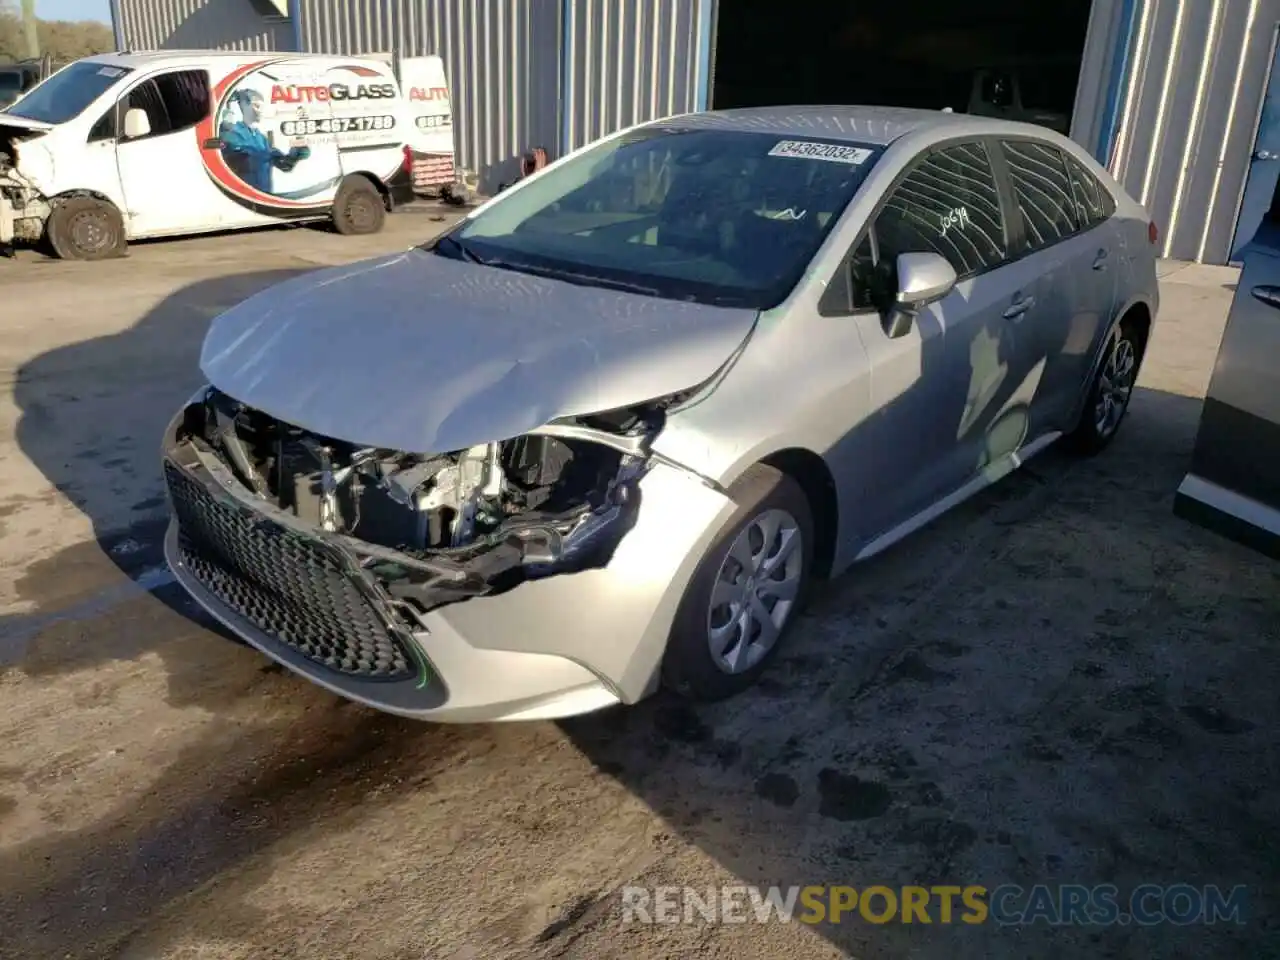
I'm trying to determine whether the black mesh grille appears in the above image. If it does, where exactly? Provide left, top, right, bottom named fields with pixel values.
left=165, top=460, right=413, bottom=680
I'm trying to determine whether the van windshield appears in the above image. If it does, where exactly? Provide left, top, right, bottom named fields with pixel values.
left=4, top=61, right=133, bottom=124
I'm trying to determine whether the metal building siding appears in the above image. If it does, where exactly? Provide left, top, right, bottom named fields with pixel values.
left=1110, top=0, right=1280, bottom=262
left=561, top=0, right=710, bottom=152
left=293, top=0, right=561, bottom=191
left=115, top=0, right=294, bottom=52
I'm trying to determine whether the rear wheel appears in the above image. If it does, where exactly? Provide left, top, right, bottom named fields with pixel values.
left=662, top=464, right=814, bottom=701
left=45, top=196, right=127, bottom=261
left=1066, top=320, right=1143, bottom=455
left=331, top=177, right=386, bottom=236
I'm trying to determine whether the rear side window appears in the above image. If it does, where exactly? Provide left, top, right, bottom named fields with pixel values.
left=1065, top=155, right=1116, bottom=227
left=874, top=141, right=1007, bottom=278
left=1000, top=139, right=1079, bottom=250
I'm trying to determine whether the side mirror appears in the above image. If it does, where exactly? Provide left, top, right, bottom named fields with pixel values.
left=883, top=252, right=957, bottom=339
left=896, top=251, right=956, bottom=307
left=123, top=107, right=151, bottom=140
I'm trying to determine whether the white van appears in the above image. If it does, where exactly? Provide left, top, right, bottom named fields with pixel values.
left=0, top=51, right=425, bottom=260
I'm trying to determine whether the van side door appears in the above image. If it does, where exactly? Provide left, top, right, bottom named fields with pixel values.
left=115, top=69, right=228, bottom=237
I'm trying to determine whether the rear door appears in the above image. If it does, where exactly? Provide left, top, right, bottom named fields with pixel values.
left=995, top=137, right=1116, bottom=436
left=849, top=139, right=1033, bottom=532
left=115, top=68, right=228, bottom=236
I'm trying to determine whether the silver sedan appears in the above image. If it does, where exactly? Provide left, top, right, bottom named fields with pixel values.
left=161, top=106, right=1160, bottom=722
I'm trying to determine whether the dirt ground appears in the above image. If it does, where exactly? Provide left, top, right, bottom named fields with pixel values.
left=0, top=216, right=1276, bottom=960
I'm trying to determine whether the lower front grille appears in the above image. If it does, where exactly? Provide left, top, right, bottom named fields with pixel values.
left=165, top=460, right=414, bottom=680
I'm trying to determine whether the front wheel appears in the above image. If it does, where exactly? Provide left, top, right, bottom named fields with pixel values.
left=662, top=464, right=814, bottom=701
left=1066, top=321, right=1143, bottom=455
left=331, top=177, right=387, bottom=236
left=45, top=196, right=127, bottom=261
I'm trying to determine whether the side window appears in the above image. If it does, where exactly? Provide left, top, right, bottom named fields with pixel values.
left=1001, top=139, right=1079, bottom=249
left=88, top=108, right=116, bottom=142
left=123, top=79, right=171, bottom=138
left=1065, top=155, right=1116, bottom=227
left=155, top=70, right=211, bottom=131
left=874, top=141, right=1007, bottom=278
left=122, top=70, right=210, bottom=140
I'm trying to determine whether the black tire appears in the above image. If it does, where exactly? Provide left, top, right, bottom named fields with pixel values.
left=45, top=196, right=127, bottom=261
left=331, top=177, right=387, bottom=236
left=661, top=464, right=815, bottom=702
left=1065, top=318, right=1144, bottom=455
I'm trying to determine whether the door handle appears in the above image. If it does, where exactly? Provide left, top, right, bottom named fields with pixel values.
left=202, top=137, right=223, bottom=150
left=1250, top=285, right=1280, bottom=310
left=1092, top=249, right=1109, bottom=270
left=1003, top=295, right=1035, bottom=319
left=1255, top=149, right=1278, bottom=161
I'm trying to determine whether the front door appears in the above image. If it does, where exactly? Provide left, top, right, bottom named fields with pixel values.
left=1231, top=29, right=1280, bottom=261
left=852, top=139, right=1027, bottom=533
left=115, top=69, right=229, bottom=237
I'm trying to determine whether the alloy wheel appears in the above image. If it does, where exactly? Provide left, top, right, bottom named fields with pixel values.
left=1094, top=334, right=1137, bottom=438
left=706, top=508, right=804, bottom=674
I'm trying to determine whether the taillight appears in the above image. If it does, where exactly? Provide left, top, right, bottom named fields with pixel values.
left=402, top=145, right=414, bottom=173
left=1148, top=221, right=1159, bottom=245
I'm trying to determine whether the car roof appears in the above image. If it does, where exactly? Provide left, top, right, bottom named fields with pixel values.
left=75, top=50, right=392, bottom=71
left=659, top=105, right=1016, bottom=147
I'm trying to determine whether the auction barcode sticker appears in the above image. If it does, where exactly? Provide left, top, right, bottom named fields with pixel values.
left=768, top=140, right=873, bottom=165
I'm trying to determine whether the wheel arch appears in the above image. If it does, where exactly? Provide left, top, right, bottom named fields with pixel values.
left=342, top=170, right=392, bottom=211
left=1070, top=295, right=1156, bottom=428
left=759, top=446, right=839, bottom=579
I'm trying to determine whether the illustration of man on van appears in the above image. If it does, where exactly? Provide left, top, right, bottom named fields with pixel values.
left=218, top=87, right=311, bottom=195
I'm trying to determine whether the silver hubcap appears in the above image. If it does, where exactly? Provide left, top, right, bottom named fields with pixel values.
left=707, top=508, right=804, bottom=674
left=1095, top=335, right=1137, bottom=437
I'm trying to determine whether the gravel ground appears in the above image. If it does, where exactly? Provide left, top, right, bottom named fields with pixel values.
left=0, top=223, right=1274, bottom=960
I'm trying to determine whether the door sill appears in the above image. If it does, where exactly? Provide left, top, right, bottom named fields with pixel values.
left=853, top=430, right=1062, bottom=563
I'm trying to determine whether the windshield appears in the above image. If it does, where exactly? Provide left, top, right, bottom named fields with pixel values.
left=4, top=61, right=133, bottom=124
left=440, top=126, right=884, bottom=308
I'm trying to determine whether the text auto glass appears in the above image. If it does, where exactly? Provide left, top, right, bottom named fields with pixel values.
left=446, top=127, right=883, bottom=310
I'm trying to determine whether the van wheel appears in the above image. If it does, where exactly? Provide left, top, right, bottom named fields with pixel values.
left=332, top=177, right=386, bottom=236
left=45, top=197, right=127, bottom=261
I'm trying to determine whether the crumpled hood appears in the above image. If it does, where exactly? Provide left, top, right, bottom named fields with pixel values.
left=200, top=247, right=758, bottom=453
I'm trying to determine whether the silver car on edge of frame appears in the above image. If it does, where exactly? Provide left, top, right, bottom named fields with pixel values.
left=161, top=106, right=1160, bottom=722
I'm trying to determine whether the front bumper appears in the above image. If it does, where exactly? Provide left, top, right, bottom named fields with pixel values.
left=162, top=435, right=734, bottom=722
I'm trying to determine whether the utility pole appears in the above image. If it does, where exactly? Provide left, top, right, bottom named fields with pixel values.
left=19, top=0, right=38, bottom=59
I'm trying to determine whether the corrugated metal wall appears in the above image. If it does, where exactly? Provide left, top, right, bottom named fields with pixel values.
left=293, top=0, right=561, bottom=192
left=560, top=0, right=711, bottom=152
left=115, top=0, right=293, bottom=52
left=1110, top=0, right=1280, bottom=262
left=1071, top=0, right=1128, bottom=159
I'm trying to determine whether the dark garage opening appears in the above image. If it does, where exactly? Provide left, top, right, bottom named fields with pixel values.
left=710, top=0, right=1095, bottom=136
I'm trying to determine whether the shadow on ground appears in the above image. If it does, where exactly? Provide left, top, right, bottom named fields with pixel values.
left=2, top=266, right=1278, bottom=960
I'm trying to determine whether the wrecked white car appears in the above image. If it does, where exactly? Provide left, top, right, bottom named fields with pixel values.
left=163, top=107, right=1158, bottom=722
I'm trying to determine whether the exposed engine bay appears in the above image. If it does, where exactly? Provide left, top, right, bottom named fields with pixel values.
left=167, top=386, right=678, bottom=617
left=0, top=125, right=50, bottom=247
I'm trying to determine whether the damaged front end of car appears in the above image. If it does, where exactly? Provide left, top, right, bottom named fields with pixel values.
left=0, top=124, right=52, bottom=252
left=162, top=384, right=688, bottom=687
